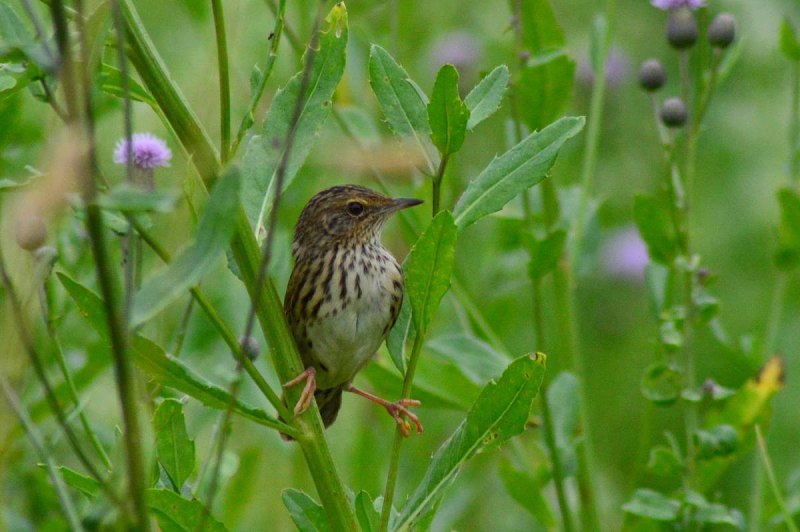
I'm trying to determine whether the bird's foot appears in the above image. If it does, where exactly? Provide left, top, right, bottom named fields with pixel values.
left=283, top=367, right=316, bottom=415
left=346, top=385, right=423, bottom=437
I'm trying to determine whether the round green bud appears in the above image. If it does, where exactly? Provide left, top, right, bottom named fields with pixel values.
left=638, top=59, right=667, bottom=92
left=14, top=213, right=47, bottom=251
left=239, top=335, right=260, bottom=360
left=666, top=9, right=698, bottom=49
left=708, top=13, right=736, bottom=48
left=660, top=97, right=688, bottom=128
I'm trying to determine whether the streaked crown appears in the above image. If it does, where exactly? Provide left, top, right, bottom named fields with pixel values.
left=293, top=185, right=421, bottom=252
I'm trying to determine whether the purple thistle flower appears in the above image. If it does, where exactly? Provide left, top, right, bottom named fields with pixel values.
left=113, top=133, right=172, bottom=170
left=651, top=0, right=704, bottom=10
left=601, top=227, right=649, bottom=282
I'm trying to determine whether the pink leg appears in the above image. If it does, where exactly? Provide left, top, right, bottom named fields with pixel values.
left=283, top=367, right=316, bottom=415
left=346, top=385, right=423, bottom=437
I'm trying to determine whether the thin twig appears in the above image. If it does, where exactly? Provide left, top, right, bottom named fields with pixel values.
left=754, top=424, right=800, bottom=532
left=0, top=376, right=84, bottom=531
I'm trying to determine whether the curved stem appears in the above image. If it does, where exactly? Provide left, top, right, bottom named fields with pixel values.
left=211, top=0, right=231, bottom=163
left=380, top=332, right=425, bottom=532
left=755, top=424, right=800, bottom=532
left=0, top=377, right=84, bottom=532
left=432, top=154, right=448, bottom=216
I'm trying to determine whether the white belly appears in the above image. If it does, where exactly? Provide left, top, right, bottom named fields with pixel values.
left=305, top=256, right=399, bottom=389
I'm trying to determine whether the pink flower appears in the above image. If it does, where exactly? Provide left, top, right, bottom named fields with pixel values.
left=651, top=0, right=704, bottom=10
left=601, top=227, right=649, bottom=282
left=113, top=133, right=172, bottom=170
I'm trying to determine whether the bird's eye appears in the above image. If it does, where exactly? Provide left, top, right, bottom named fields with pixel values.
left=346, top=201, right=365, bottom=216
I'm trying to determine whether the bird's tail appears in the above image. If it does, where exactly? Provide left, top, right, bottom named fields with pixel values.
left=279, top=387, right=343, bottom=441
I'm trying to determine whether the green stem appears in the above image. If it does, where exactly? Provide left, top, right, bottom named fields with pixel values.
left=791, top=61, right=800, bottom=182
left=531, top=279, right=575, bottom=532
left=754, top=424, right=800, bottom=532
left=0, top=377, right=85, bottom=532
left=120, top=3, right=355, bottom=525
left=380, top=332, right=426, bottom=532
left=171, top=298, right=195, bottom=357
left=231, top=0, right=287, bottom=156
left=211, top=0, right=231, bottom=162
left=131, top=217, right=294, bottom=424
left=39, top=279, right=113, bottom=470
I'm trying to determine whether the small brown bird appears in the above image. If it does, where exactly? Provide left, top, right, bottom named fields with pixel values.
left=282, top=185, right=424, bottom=437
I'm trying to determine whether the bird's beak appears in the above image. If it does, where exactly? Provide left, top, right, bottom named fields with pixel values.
left=389, top=197, right=424, bottom=212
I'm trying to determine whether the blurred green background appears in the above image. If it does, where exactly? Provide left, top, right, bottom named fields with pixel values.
left=1, top=0, right=799, bottom=530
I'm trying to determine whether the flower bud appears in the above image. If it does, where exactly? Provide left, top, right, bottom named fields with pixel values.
left=666, top=8, right=698, bottom=49
left=638, top=59, right=667, bottom=92
left=14, top=214, right=47, bottom=251
left=708, top=13, right=736, bottom=48
left=239, top=335, right=260, bottom=360
left=660, top=97, right=688, bottom=128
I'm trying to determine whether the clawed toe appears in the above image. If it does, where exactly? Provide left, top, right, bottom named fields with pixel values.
left=284, top=367, right=316, bottom=416
left=385, top=401, right=424, bottom=437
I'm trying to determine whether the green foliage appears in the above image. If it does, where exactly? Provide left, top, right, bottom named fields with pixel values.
left=775, top=187, right=800, bottom=269
left=453, top=116, right=585, bottom=229
left=241, top=3, right=348, bottom=237
left=404, top=211, right=458, bottom=334
left=368, top=44, right=436, bottom=173
left=634, top=194, right=678, bottom=265
left=394, top=353, right=546, bottom=530
left=132, top=169, right=241, bottom=327
left=427, top=65, right=469, bottom=157
left=781, top=18, right=800, bottom=61
left=147, top=489, right=228, bottom=531
left=152, top=399, right=195, bottom=492
left=622, top=488, right=680, bottom=521
left=464, top=65, right=510, bottom=130
left=282, top=489, right=329, bottom=532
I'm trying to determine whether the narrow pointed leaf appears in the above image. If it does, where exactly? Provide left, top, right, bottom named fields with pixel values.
left=634, top=194, right=678, bottom=265
left=354, top=491, right=380, bottom=532
left=368, top=44, right=437, bottom=173
left=427, top=64, right=469, bottom=156
left=393, top=353, right=546, bottom=531
left=132, top=169, right=241, bottom=327
left=453, top=116, right=584, bottom=230
left=58, top=274, right=289, bottom=432
left=153, top=398, right=195, bottom=492
left=464, top=65, right=509, bottom=130
left=386, top=295, right=412, bottom=373
left=283, top=489, right=330, bottom=532
left=241, top=3, right=348, bottom=237
left=35, top=465, right=101, bottom=499
left=147, top=488, right=227, bottom=531
left=404, top=211, right=457, bottom=333
left=622, top=489, right=680, bottom=521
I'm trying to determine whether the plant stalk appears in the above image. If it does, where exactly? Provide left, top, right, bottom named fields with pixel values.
left=211, top=0, right=231, bottom=162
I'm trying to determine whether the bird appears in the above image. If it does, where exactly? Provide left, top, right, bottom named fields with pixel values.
left=281, top=184, right=424, bottom=438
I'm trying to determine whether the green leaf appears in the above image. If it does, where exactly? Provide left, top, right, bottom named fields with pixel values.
left=153, top=399, right=195, bottom=492
left=58, top=274, right=287, bottom=431
left=647, top=446, right=683, bottom=481
left=634, top=194, right=677, bottom=265
left=464, top=65, right=509, bottom=130
left=775, top=187, right=800, bottom=270
left=97, top=183, right=179, bottom=213
left=404, top=211, right=457, bottom=333
left=694, top=424, right=738, bottom=460
left=622, top=488, right=680, bottom=522
left=548, top=371, right=580, bottom=476
left=393, top=353, right=546, bottom=531
left=427, top=64, right=469, bottom=156
left=282, top=489, right=330, bottom=532
left=131, top=335, right=285, bottom=430
left=426, top=332, right=507, bottom=385
left=512, top=0, right=576, bottom=131
left=525, top=229, right=566, bottom=279
left=99, top=63, right=156, bottom=105
left=368, top=44, right=436, bottom=173
left=641, top=361, right=683, bottom=406
left=132, top=169, right=241, bottom=327
left=453, top=116, right=584, bottom=230
left=386, top=295, right=412, bottom=373
left=241, top=3, right=348, bottom=237
left=354, top=491, right=380, bottom=532
left=498, top=460, right=555, bottom=528
left=781, top=18, right=800, bottom=61
left=36, top=465, right=101, bottom=499
left=147, top=488, right=227, bottom=532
